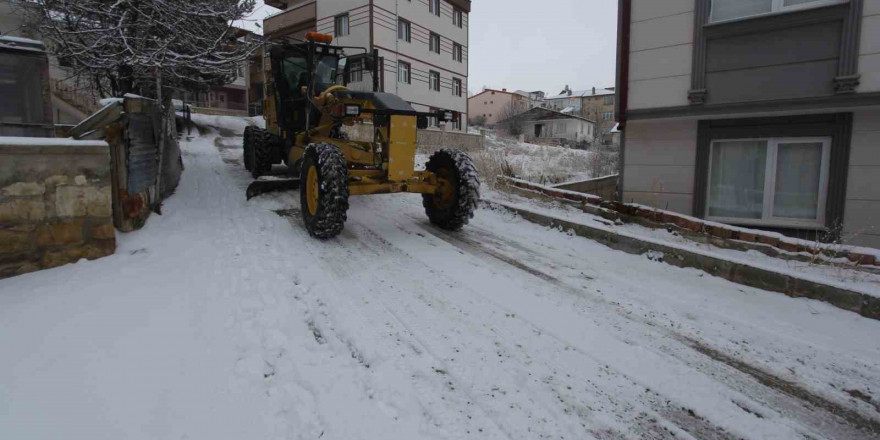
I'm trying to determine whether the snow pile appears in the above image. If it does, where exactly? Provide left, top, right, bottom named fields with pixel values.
left=189, top=113, right=265, bottom=135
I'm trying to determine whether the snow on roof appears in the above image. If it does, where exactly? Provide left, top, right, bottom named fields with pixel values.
left=545, top=87, right=615, bottom=100
left=560, top=107, right=575, bottom=114
left=0, top=35, right=46, bottom=53
left=609, top=123, right=620, bottom=133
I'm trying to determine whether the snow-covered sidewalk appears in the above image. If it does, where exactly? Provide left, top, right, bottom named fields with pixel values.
left=1, top=127, right=879, bottom=440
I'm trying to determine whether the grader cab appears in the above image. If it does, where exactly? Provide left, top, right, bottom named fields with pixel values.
left=243, top=32, right=479, bottom=239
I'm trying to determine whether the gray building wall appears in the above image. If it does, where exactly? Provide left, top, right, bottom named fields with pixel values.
left=861, top=2, right=880, bottom=92
left=622, top=119, right=697, bottom=214
left=845, top=109, right=880, bottom=247
left=627, top=0, right=693, bottom=110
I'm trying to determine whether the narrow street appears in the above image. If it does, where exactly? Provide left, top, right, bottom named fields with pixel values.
left=2, top=126, right=879, bottom=440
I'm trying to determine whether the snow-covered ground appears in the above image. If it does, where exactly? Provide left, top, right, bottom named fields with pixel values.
left=487, top=190, right=880, bottom=298
left=2, top=123, right=880, bottom=440
left=473, top=133, right=600, bottom=185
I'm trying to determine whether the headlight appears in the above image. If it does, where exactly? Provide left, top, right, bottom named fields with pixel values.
left=345, top=105, right=361, bottom=116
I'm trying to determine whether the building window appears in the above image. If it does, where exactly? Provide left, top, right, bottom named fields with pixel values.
left=398, top=19, right=411, bottom=42
left=429, top=0, right=440, bottom=16
left=452, top=112, right=462, bottom=130
left=335, top=14, right=349, bottom=37
left=429, top=107, right=440, bottom=127
left=430, top=33, right=440, bottom=54
left=603, top=95, right=614, bottom=105
left=429, top=71, right=440, bottom=92
left=453, top=43, right=462, bottom=62
left=453, top=78, right=462, bottom=97
left=453, top=8, right=463, bottom=27
left=710, top=0, right=843, bottom=23
left=602, top=112, right=613, bottom=121
left=706, top=137, right=830, bottom=227
left=398, top=61, right=411, bottom=84
left=349, top=59, right=363, bottom=83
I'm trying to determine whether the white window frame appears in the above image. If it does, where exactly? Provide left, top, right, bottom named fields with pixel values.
left=429, top=33, right=440, bottom=54
left=452, top=78, right=462, bottom=97
left=429, top=0, right=440, bottom=16
left=429, top=71, right=440, bottom=92
left=398, top=19, right=411, bottom=42
left=453, top=8, right=463, bottom=27
left=705, top=137, right=831, bottom=228
left=334, top=14, right=349, bottom=37
left=453, top=43, right=462, bottom=62
left=710, top=0, right=847, bottom=24
left=397, top=61, right=411, bottom=84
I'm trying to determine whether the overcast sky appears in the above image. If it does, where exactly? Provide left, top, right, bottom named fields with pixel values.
left=240, top=0, right=619, bottom=96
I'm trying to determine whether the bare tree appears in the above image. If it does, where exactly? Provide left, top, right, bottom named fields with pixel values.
left=496, top=101, right=526, bottom=138
left=23, top=0, right=258, bottom=211
left=23, top=0, right=258, bottom=99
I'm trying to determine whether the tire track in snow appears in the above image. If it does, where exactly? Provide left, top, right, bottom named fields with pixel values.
left=395, top=209, right=879, bottom=440
left=213, top=133, right=879, bottom=440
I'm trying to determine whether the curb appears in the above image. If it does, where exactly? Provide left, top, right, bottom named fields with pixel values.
left=484, top=199, right=880, bottom=321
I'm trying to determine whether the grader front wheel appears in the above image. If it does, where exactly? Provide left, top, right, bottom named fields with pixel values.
left=300, top=143, right=350, bottom=239
left=423, top=149, right=481, bottom=231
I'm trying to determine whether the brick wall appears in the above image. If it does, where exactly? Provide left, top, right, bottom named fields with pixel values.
left=0, top=138, right=115, bottom=279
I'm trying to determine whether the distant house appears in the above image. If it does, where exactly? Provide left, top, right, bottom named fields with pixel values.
left=504, top=107, right=596, bottom=145
left=178, top=28, right=254, bottom=117
left=616, top=0, right=880, bottom=247
left=544, top=85, right=617, bottom=143
left=467, top=88, right=528, bottom=126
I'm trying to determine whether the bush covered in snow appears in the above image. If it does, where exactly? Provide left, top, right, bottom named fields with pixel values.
left=459, top=133, right=619, bottom=189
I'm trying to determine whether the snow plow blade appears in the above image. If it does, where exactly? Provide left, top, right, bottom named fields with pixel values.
left=246, top=178, right=301, bottom=200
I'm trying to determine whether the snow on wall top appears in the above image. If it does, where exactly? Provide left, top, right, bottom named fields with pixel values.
left=0, top=137, right=108, bottom=148
left=0, top=36, right=46, bottom=53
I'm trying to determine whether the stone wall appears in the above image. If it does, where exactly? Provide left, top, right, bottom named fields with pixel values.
left=0, top=138, right=115, bottom=278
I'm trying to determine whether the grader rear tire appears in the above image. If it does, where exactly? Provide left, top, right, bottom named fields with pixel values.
left=300, top=143, right=349, bottom=239
left=251, top=129, right=274, bottom=178
left=423, top=149, right=480, bottom=231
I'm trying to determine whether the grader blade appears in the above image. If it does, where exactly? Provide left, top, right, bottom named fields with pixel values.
left=246, top=177, right=300, bottom=200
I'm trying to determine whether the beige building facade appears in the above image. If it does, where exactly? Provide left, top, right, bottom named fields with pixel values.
left=265, top=0, right=470, bottom=130
left=467, top=88, right=527, bottom=126
left=617, top=0, right=880, bottom=247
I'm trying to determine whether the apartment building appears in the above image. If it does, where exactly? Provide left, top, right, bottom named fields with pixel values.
left=264, top=0, right=470, bottom=131
left=545, top=86, right=617, bottom=141
left=616, top=0, right=880, bottom=247
left=467, top=88, right=529, bottom=126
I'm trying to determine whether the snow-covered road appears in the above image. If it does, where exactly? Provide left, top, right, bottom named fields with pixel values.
left=2, top=128, right=879, bottom=440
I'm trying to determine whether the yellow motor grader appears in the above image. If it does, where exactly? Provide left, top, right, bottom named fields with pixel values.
left=244, top=32, right=479, bottom=239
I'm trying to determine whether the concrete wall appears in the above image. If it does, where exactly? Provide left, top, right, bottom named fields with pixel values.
left=0, top=138, right=115, bottom=279
left=627, top=0, right=693, bottom=110
left=859, top=1, right=880, bottom=92
left=622, top=119, right=697, bottom=214
left=417, top=129, right=483, bottom=153
left=843, top=109, right=880, bottom=248
left=554, top=174, right=619, bottom=200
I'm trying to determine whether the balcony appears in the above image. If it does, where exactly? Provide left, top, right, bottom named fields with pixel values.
left=263, top=1, right=317, bottom=39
